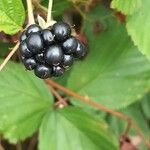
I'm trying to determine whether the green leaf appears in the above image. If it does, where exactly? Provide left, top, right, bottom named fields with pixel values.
left=39, top=107, right=118, bottom=150
left=41, top=0, right=70, bottom=17
left=107, top=101, right=150, bottom=140
left=0, top=0, right=25, bottom=34
left=126, top=0, right=150, bottom=59
left=111, top=0, right=142, bottom=15
left=56, top=6, right=150, bottom=109
left=0, top=61, right=52, bottom=143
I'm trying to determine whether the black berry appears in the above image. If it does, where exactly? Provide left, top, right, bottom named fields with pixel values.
left=26, top=33, right=43, bottom=54
left=34, top=64, right=52, bottom=79
left=42, top=29, right=54, bottom=45
left=45, top=45, right=64, bottom=66
left=19, top=22, right=87, bottom=79
left=62, top=55, right=74, bottom=69
left=23, top=58, right=37, bottom=70
left=52, top=66, right=65, bottom=77
left=20, top=30, right=27, bottom=42
left=62, top=37, right=78, bottom=54
left=52, top=22, right=71, bottom=42
left=74, top=41, right=87, bottom=59
left=26, top=24, right=41, bottom=35
left=19, top=41, right=33, bottom=58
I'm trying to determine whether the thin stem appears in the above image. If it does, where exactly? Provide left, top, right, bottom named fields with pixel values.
left=0, top=138, right=4, bottom=150
left=0, top=42, right=20, bottom=71
left=124, top=120, right=132, bottom=135
left=47, top=0, right=53, bottom=23
left=132, top=122, right=150, bottom=148
left=28, top=134, right=37, bottom=150
left=33, top=1, right=48, bottom=17
left=16, top=142, right=22, bottom=150
left=48, top=85, right=68, bottom=106
left=45, top=79, right=150, bottom=149
left=0, top=145, right=4, bottom=150
left=46, top=79, right=130, bottom=121
left=27, top=0, right=35, bottom=25
left=73, top=5, right=86, bottom=20
left=37, top=4, right=48, bottom=13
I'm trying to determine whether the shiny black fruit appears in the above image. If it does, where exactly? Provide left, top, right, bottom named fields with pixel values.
left=34, top=64, right=52, bottom=79
left=26, top=33, right=43, bottom=54
left=42, top=29, right=54, bottom=45
left=52, top=22, right=71, bottom=42
left=45, top=45, right=64, bottom=66
left=62, top=55, right=74, bottom=69
left=23, top=58, right=37, bottom=70
left=26, top=24, right=41, bottom=35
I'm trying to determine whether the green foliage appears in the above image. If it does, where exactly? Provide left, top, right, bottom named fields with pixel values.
left=0, top=61, right=52, bottom=143
left=56, top=6, right=150, bottom=109
left=111, top=0, right=142, bottom=15
left=0, top=0, right=150, bottom=149
left=39, top=107, right=118, bottom=150
left=126, top=0, right=150, bottom=59
left=0, top=0, right=25, bottom=34
left=107, top=101, right=150, bottom=139
left=111, top=0, right=150, bottom=60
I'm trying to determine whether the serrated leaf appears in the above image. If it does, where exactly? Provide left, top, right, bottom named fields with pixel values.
left=56, top=6, right=150, bottom=109
left=39, top=107, right=118, bottom=150
left=0, top=0, right=25, bottom=34
left=0, top=61, right=52, bottom=143
left=126, top=0, right=150, bottom=59
left=111, top=0, right=142, bottom=15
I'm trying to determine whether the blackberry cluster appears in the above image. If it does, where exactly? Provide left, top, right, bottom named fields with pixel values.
left=19, top=21, right=87, bottom=79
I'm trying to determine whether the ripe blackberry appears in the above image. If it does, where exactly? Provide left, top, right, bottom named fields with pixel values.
left=52, top=22, right=71, bottom=42
left=19, top=21, right=87, bottom=79
left=26, top=32, right=43, bottom=54
left=62, top=37, right=78, bottom=54
left=45, top=45, right=64, bottom=66
left=34, top=64, right=52, bottom=79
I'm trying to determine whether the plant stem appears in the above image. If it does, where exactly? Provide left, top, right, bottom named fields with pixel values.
left=45, top=79, right=150, bottom=149
left=46, top=79, right=130, bottom=121
left=48, top=85, right=68, bottom=107
left=0, top=42, right=20, bottom=71
left=132, top=122, right=150, bottom=148
left=47, top=0, right=53, bottom=24
left=0, top=138, right=4, bottom=150
left=16, top=142, right=22, bottom=150
left=28, top=134, right=37, bottom=150
left=27, top=0, right=35, bottom=25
